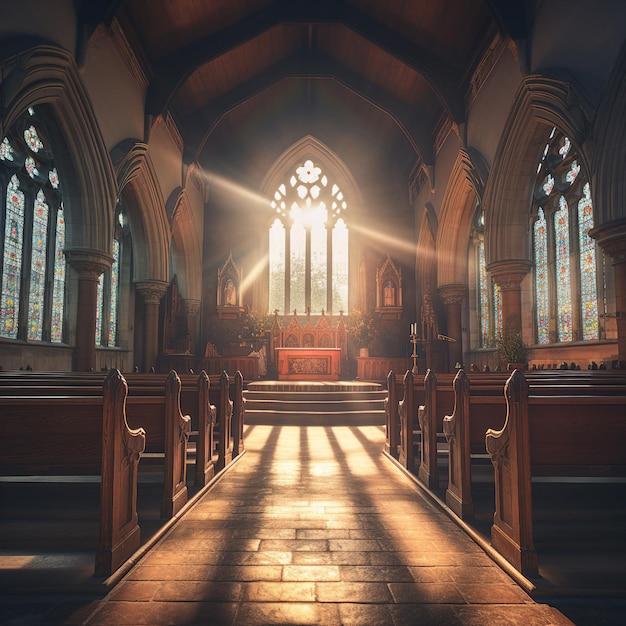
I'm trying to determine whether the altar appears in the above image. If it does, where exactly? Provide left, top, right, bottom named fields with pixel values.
left=276, top=347, right=341, bottom=381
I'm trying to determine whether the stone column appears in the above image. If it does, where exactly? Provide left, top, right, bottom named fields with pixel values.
left=438, top=284, right=466, bottom=369
left=65, top=248, right=114, bottom=372
left=182, top=299, right=201, bottom=354
left=487, top=260, right=532, bottom=336
left=135, top=280, right=169, bottom=372
left=590, top=219, right=626, bottom=367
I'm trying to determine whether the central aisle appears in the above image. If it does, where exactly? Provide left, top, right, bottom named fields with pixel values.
left=83, top=425, right=573, bottom=625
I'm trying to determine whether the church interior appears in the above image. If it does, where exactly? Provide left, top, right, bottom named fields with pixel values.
left=1, top=1, right=625, bottom=624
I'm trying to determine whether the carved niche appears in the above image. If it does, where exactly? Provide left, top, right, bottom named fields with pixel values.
left=376, top=255, right=403, bottom=320
left=216, top=252, right=245, bottom=319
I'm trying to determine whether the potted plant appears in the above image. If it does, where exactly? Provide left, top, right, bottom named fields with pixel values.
left=496, top=332, right=529, bottom=370
left=347, top=310, right=379, bottom=356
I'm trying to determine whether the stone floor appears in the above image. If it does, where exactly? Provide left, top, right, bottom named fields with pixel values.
left=81, top=424, right=574, bottom=626
left=1, top=424, right=625, bottom=625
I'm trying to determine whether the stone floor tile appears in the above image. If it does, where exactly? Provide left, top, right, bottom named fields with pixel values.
left=388, top=581, right=467, bottom=604
left=282, top=564, right=341, bottom=581
left=234, top=601, right=340, bottom=625
left=338, top=602, right=395, bottom=625
left=316, top=581, right=394, bottom=603
left=241, top=581, right=316, bottom=602
left=339, top=565, right=415, bottom=582
left=457, top=582, right=534, bottom=604
left=454, top=603, right=576, bottom=625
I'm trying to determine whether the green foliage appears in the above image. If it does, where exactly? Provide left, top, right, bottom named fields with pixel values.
left=496, top=332, right=528, bottom=364
left=346, top=310, right=379, bottom=348
left=242, top=309, right=274, bottom=346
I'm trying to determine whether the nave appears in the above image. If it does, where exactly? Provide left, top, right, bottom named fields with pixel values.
left=2, top=423, right=622, bottom=626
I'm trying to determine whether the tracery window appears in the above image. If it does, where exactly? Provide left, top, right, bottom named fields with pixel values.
left=531, top=128, right=602, bottom=344
left=269, top=159, right=348, bottom=314
left=475, top=207, right=501, bottom=348
left=0, top=107, right=66, bottom=342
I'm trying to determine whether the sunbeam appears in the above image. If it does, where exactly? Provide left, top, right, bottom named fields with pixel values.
left=203, top=171, right=272, bottom=208
left=349, top=221, right=417, bottom=255
left=240, top=254, right=269, bottom=298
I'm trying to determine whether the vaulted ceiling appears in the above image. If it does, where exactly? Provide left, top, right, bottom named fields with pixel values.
left=80, top=1, right=526, bottom=181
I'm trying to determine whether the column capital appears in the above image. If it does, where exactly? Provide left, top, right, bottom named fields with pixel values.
left=135, top=280, right=169, bottom=305
left=182, top=299, right=201, bottom=317
left=487, top=260, right=532, bottom=290
left=590, top=218, right=626, bottom=264
left=438, top=284, right=467, bottom=306
left=65, top=248, right=114, bottom=281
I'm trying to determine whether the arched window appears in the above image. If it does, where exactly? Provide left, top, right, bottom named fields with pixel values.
left=531, top=128, right=602, bottom=344
left=0, top=107, right=66, bottom=342
left=96, top=204, right=125, bottom=347
left=475, top=207, right=501, bottom=347
left=269, top=159, right=348, bottom=315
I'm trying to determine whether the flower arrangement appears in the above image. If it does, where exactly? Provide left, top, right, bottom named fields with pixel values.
left=242, top=309, right=274, bottom=347
left=346, top=310, right=379, bottom=348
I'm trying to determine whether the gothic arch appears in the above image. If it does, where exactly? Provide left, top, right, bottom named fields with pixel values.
left=436, top=149, right=488, bottom=287
left=483, top=75, right=593, bottom=266
left=1, top=45, right=117, bottom=254
left=261, top=135, right=364, bottom=213
left=416, top=203, right=438, bottom=318
left=112, top=141, right=170, bottom=282
left=591, top=42, right=626, bottom=230
left=167, top=188, right=203, bottom=301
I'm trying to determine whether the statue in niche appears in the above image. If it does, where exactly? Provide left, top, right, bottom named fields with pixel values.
left=383, top=280, right=396, bottom=306
left=224, top=278, right=237, bottom=306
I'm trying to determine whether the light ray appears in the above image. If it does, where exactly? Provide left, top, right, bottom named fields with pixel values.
left=203, top=171, right=271, bottom=208
left=240, top=254, right=268, bottom=298
left=349, top=221, right=417, bottom=255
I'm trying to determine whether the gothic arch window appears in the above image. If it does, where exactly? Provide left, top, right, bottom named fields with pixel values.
left=0, top=107, right=66, bottom=343
left=474, top=206, right=501, bottom=347
left=532, top=128, right=603, bottom=344
left=96, top=203, right=126, bottom=347
left=269, top=159, right=348, bottom=315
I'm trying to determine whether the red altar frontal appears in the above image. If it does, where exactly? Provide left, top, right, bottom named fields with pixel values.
left=276, top=347, right=341, bottom=381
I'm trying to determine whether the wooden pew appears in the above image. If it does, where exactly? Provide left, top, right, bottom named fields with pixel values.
left=0, top=369, right=146, bottom=577
left=0, top=370, right=217, bottom=491
left=485, top=370, right=626, bottom=576
left=0, top=370, right=192, bottom=519
left=232, top=370, right=246, bottom=458
left=441, top=368, right=626, bottom=522
left=213, top=371, right=234, bottom=471
left=384, top=370, right=403, bottom=458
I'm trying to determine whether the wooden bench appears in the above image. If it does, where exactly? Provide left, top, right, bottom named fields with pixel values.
left=0, top=370, right=221, bottom=490
left=0, top=370, right=193, bottom=519
left=440, top=368, right=626, bottom=522
left=485, top=369, right=626, bottom=576
left=384, top=370, right=404, bottom=458
left=0, top=369, right=145, bottom=576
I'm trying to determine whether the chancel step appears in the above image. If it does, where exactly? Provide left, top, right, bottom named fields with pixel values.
left=244, top=381, right=386, bottom=425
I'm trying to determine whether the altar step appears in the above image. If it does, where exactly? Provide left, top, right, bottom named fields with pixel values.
left=243, top=381, right=387, bottom=425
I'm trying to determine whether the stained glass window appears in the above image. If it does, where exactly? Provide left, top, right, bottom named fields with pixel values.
left=27, top=190, right=49, bottom=340
left=532, top=129, right=602, bottom=344
left=269, top=158, right=349, bottom=315
left=476, top=238, right=501, bottom=348
left=1, top=107, right=66, bottom=343
left=96, top=209, right=125, bottom=347
left=578, top=183, right=598, bottom=340
left=554, top=197, right=573, bottom=341
left=51, top=206, right=65, bottom=343
left=1, top=176, right=25, bottom=338
left=534, top=208, right=549, bottom=344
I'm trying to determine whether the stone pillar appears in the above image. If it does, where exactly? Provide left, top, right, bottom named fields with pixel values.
left=590, top=219, right=626, bottom=366
left=182, top=299, right=201, bottom=354
left=438, top=284, right=466, bottom=369
left=135, top=280, right=169, bottom=372
left=66, top=248, right=114, bottom=372
left=487, top=260, right=532, bottom=336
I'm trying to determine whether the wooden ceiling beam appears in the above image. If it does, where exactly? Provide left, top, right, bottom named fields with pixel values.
left=180, top=51, right=435, bottom=166
left=145, top=0, right=464, bottom=124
